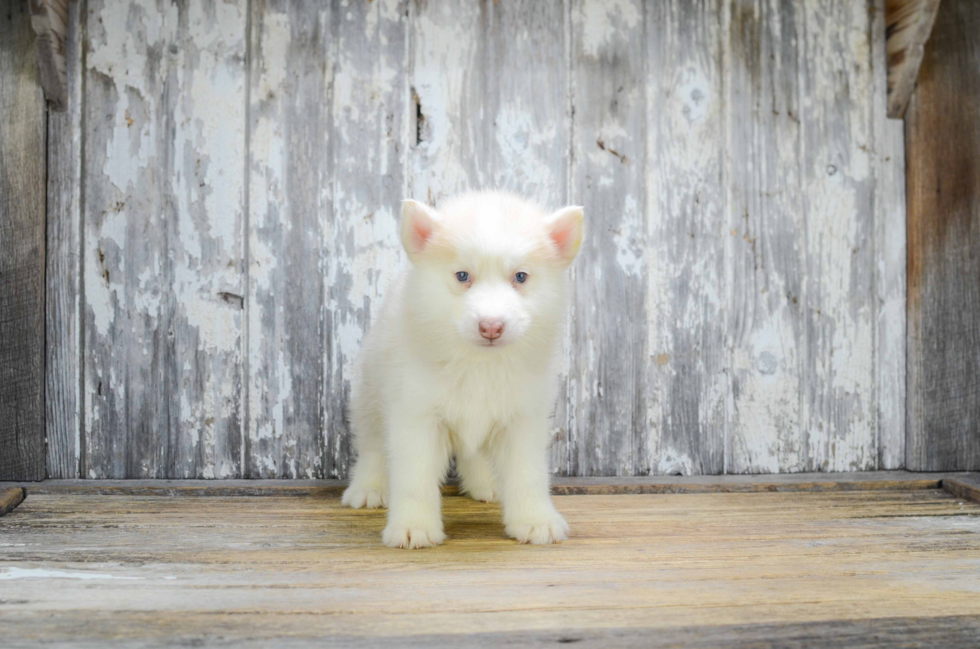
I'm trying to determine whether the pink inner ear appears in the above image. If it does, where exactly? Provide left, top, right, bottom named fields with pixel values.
left=550, top=220, right=575, bottom=256
left=411, top=217, right=434, bottom=252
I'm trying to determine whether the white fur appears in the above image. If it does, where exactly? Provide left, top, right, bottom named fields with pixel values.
left=342, top=191, right=584, bottom=549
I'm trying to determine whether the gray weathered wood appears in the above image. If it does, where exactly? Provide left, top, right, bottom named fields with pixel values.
left=726, top=0, right=806, bottom=473
left=942, top=474, right=980, bottom=504
left=83, top=0, right=247, bottom=478
left=2, top=471, right=967, bottom=497
left=45, top=0, right=82, bottom=479
left=2, top=490, right=980, bottom=648
left=643, top=0, right=727, bottom=476
left=801, top=0, right=877, bottom=471
left=873, top=0, right=908, bottom=470
left=325, top=0, right=408, bottom=478
left=885, top=0, right=942, bottom=119
left=247, top=0, right=333, bottom=478
left=0, top=0, right=47, bottom=482
left=406, top=0, right=485, bottom=205
left=59, top=0, right=908, bottom=478
left=567, top=0, right=648, bottom=476
left=905, top=0, right=980, bottom=471
left=484, top=0, right=569, bottom=473
left=28, top=0, right=69, bottom=111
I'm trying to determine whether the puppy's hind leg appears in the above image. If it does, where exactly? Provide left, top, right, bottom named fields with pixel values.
left=456, top=452, right=496, bottom=503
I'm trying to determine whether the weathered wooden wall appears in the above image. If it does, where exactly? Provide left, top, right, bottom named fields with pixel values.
left=44, top=0, right=907, bottom=479
left=1, top=0, right=47, bottom=481
left=905, top=0, right=980, bottom=471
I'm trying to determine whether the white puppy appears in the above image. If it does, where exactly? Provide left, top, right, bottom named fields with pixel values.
left=341, top=191, right=584, bottom=549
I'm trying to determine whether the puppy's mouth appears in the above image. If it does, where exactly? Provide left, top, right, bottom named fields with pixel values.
left=477, top=339, right=507, bottom=348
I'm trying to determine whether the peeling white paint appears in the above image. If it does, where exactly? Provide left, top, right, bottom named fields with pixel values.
left=577, top=0, right=641, bottom=58
left=72, top=0, right=898, bottom=479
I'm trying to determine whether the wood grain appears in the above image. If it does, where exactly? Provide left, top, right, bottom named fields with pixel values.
left=325, top=0, right=408, bottom=479
left=801, top=0, right=877, bottom=471
left=1, top=471, right=965, bottom=497
left=82, top=0, right=247, bottom=478
left=567, top=0, right=648, bottom=476
left=406, top=0, right=485, bottom=204
left=726, top=0, right=806, bottom=473
left=481, top=0, right=569, bottom=473
left=873, top=0, right=908, bottom=470
left=943, top=475, right=980, bottom=504
left=885, top=0, right=942, bottom=118
left=45, top=0, right=82, bottom=479
left=28, top=0, right=69, bottom=111
left=0, top=0, right=47, bottom=482
left=1, top=490, right=979, bottom=646
left=643, top=0, right=727, bottom=476
left=246, top=0, right=333, bottom=478
left=55, top=0, right=907, bottom=478
left=0, top=487, right=26, bottom=516
left=905, top=0, right=980, bottom=471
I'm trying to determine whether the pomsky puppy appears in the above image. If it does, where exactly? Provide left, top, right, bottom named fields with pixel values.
left=342, top=191, right=584, bottom=549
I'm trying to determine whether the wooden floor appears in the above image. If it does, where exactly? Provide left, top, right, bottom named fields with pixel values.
left=2, top=480, right=980, bottom=647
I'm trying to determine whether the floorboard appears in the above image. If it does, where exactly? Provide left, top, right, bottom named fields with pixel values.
left=1, top=489, right=979, bottom=647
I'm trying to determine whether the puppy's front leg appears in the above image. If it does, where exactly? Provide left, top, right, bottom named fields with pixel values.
left=383, top=415, right=449, bottom=549
left=491, top=417, right=569, bottom=545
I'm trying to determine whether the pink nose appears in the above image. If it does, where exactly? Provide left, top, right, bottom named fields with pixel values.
left=479, top=319, right=504, bottom=341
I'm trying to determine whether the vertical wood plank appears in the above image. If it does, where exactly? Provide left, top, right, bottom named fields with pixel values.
left=800, top=0, right=877, bottom=471
left=873, top=0, right=907, bottom=470
left=45, top=0, right=82, bottom=479
left=567, top=0, right=647, bottom=476
left=247, top=0, right=332, bottom=478
left=905, top=0, right=980, bottom=471
left=480, top=0, right=569, bottom=473
left=726, top=0, right=805, bottom=473
left=325, top=0, right=407, bottom=478
left=644, top=0, right=727, bottom=475
left=0, top=0, right=47, bottom=481
left=407, top=0, right=485, bottom=204
left=83, top=0, right=247, bottom=478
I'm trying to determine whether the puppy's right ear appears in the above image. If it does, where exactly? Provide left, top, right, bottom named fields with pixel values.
left=401, top=199, right=440, bottom=262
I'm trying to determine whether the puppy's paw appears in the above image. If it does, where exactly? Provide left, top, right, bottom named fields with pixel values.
left=382, top=521, right=446, bottom=549
left=506, top=513, right=570, bottom=545
left=461, top=485, right=496, bottom=503
left=341, top=484, right=387, bottom=509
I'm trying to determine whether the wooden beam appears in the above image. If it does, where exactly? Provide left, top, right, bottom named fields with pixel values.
left=2, top=471, right=972, bottom=498
left=0, top=487, right=26, bottom=516
left=905, top=0, right=980, bottom=471
left=886, top=0, right=942, bottom=118
left=45, top=0, right=81, bottom=478
left=0, top=0, right=47, bottom=481
left=943, top=475, right=980, bottom=504
left=28, top=0, right=69, bottom=112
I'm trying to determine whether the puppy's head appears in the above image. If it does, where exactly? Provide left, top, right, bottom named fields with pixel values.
left=400, top=192, right=584, bottom=352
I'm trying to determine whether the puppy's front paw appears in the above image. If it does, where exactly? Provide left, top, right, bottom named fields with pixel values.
left=506, top=513, right=570, bottom=545
left=342, top=484, right=386, bottom=509
left=382, top=521, right=446, bottom=549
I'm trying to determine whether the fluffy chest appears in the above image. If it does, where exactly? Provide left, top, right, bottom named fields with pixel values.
left=434, top=359, right=530, bottom=455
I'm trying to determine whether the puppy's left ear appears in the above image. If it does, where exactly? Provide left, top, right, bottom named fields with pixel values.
left=546, top=205, right=584, bottom=267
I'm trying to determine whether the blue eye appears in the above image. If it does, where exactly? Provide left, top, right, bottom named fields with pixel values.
left=514, top=272, right=528, bottom=284
left=455, top=271, right=470, bottom=282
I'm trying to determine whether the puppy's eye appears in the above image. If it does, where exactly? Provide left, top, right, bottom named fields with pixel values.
left=455, top=271, right=470, bottom=282
left=514, top=271, right=528, bottom=284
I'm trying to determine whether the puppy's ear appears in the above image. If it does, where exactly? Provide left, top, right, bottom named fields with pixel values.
left=546, top=205, right=584, bottom=266
left=401, top=199, right=440, bottom=261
